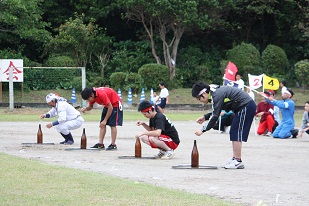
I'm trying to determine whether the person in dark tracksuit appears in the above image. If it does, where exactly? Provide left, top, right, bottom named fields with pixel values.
left=192, top=82, right=256, bottom=169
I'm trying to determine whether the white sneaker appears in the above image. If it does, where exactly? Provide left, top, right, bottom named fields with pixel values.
left=221, top=158, right=234, bottom=168
left=265, top=131, right=272, bottom=136
left=154, top=150, right=166, bottom=159
left=224, top=159, right=244, bottom=169
left=161, top=149, right=174, bottom=160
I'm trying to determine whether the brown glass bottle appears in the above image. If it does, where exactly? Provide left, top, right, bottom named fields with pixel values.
left=80, top=128, right=87, bottom=149
left=135, top=137, right=141, bottom=158
left=191, top=140, right=199, bottom=168
left=37, top=124, right=43, bottom=144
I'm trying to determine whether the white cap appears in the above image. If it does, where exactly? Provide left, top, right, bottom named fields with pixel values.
left=46, top=93, right=58, bottom=103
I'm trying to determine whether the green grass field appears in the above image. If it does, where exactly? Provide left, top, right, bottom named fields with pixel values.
left=0, top=109, right=241, bottom=206
left=0, top=153, right=237, bottom=206
left=0, top=107, right=304, bottom=127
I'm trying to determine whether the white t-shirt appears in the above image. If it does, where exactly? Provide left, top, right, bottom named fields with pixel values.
left=153, top=96, right=161, bottom=105
left=281, top=86, right=287, bottom=96
left=236, top=79, right=244, bottom=90
left=274, top=106, right=281, bottom=124
left=160, top=88, right=169, bottom=98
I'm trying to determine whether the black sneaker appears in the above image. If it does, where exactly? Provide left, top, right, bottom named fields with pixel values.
left=106, top=144, right=117, bottom=150
left=60, top=141, right=66, bottom=144
left=91, top=143, right=105, bottom=149
left=291, top=129, right=299, bottom=138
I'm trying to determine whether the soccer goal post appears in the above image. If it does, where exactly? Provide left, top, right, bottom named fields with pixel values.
left=3, top=67, right=86, bottom=110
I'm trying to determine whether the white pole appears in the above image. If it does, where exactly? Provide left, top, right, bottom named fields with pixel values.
left=81, top=67, right=86, bottom=107
left=9, top=66, right=14, bottom=111
left=262, top=74, right=265, bottom=92
left=218, top=116, right=222, bottom=134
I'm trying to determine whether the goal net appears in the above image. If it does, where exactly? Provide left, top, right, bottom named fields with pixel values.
left=0, top=67, right=86, bottom=108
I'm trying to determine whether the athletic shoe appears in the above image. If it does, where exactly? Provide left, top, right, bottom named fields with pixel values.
left=91, top=143, right=105, bottom=149
left=221, top=158, right=235, bottom=168
left=64, top=140, right=74, bottom=145
left=265, top=131, right=272, bottom=136
left=291, top=129, right=299, bottom=138
left=161, top=149, right=174, bottom=160
left=60, top=140, right=66, bottom=144
left=224, top=159, right=244, bottom=169
left=106, top=144, right=117, bottom=150
left=154, top=150, right=166, bottom=159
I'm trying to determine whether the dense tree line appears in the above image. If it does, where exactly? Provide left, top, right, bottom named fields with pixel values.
left=0, top=0, right=308, bottom=91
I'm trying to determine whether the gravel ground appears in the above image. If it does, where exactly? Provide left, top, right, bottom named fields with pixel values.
left=1, top=121, right=308, bottom=206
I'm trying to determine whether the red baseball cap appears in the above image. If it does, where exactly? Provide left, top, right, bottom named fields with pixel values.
left=267, top=90, right=275, bottom=95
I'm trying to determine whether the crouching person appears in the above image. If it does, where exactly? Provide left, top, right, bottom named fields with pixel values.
left=40, top=93, right=84, bottom=145
left=135, top=100, right=180, bottom=159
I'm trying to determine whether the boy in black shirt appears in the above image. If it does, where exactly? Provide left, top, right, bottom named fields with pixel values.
left=135, top=100, right=180, bottom=159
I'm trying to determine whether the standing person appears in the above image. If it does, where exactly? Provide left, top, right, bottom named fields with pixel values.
left=259, top=88, right=297, bottom=138
left=156, top=82, right=169, bottom=113
left=152, top=90, right=161, bottom=112
left=297, top=101, right=309, bottom=138
left=280, top=80, right=287, bottom=97
left=255, top=91, right=275, bottom=136
left=81, top=87, right=123, bottom=150
left=235, top=72, right=244, bottom=90
left=192, top=82, right=256, bottom=169
left=40, top=93, right=84, bottom=145
left=135, top=100, right=180, bottom=159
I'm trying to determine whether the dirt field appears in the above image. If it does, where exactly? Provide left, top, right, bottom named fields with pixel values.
left=1, top=120, right=308, bottom=206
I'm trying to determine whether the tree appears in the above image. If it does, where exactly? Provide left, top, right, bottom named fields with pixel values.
left=89, top=29, right=114, bottom=78
left=0, top=0, right=50, bottom=42
left=230, top=0, right=279, bottom=49
left=47, top=14, right=93, bottom=67
left=294, top=0, right=309, bottom=58
left=0, top=0, right=50, bottom=61
left=47, top=14, right=112, bottom=76
left=116, top=0, right=233, bottom=80
left=41, top=0, right=114, bottom=32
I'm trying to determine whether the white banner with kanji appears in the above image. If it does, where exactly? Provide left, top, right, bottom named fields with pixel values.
left=0, top=59, right=24, bottom=82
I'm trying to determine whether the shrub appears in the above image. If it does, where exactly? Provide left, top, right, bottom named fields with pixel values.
left=109, top=72, right=126, bottom=90
left=124, top=72, right=143, bottom=93
left=44, top=55, right=76, bottom=67
left=138, top=64, right=170, bottom=90
left=226, top=42, right=260, bottom=77
left=261, top=44, right=289, bottom=75
left=88, top=76, right=108, bottom=88
left=294, top=59, right=309, bottom=90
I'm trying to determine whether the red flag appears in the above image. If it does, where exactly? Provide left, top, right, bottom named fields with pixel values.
left=224, top=61, right=238, bottom=81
